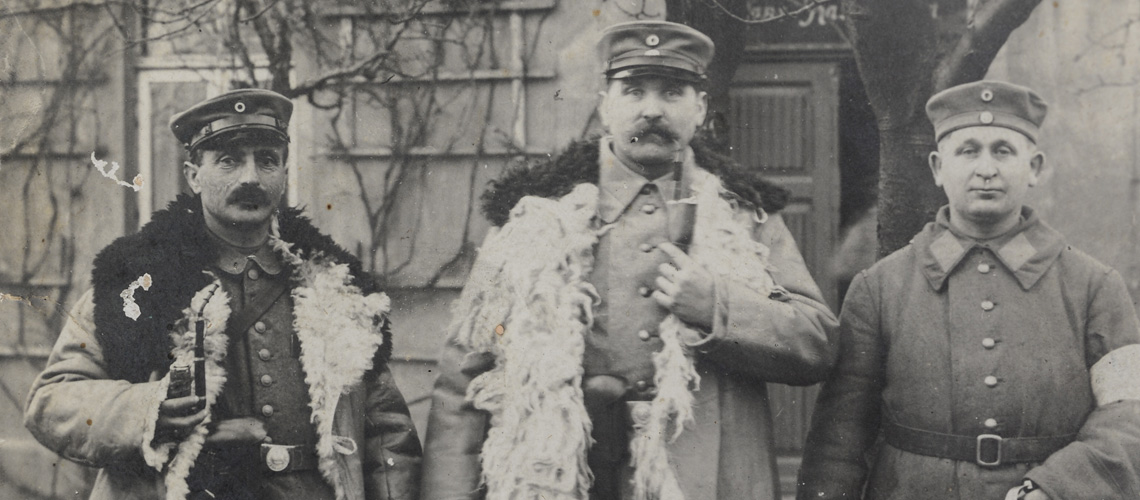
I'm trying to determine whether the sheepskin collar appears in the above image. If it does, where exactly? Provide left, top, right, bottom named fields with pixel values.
left=91, top=193, right=389, bottom=383
left=480, top=135, right=788, bottom=226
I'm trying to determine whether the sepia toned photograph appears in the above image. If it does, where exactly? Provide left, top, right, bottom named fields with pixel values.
left=1, top=1, right=1139, bottom=499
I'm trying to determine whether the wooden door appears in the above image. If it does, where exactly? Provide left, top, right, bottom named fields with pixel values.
left=727, top=61, right=839, bottom=494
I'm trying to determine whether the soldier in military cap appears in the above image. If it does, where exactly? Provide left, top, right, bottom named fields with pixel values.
left=25, top=88, right=422, bottom=500
left=798, top=80, right=1140, bottom=500
left=422, top=21, right=838, bottom=500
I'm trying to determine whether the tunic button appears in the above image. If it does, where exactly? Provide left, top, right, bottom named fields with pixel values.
left=984, top=418, right=998, bottom=429
left=639, top=243, right=654, bottom=253
left=978, top=263, right=991, bottom=274
left=254, top=321, right=267, bottom=333
left=641, top=204, right=657, bottom=214
left=638, top=330, right=651, bottom=341
left=258, top=348, right=272, bottom=361
left=260, top=374, right=274, bottom=386
left=261, top=404, right=275, bottom=417
left=984, top=375, right=999, bottom=387
left=982, top=338, right=996, bottom=349
left=247, top=268, right=260, bottom=280
left=981, top=300, right=995, bottom=311
left=638, top=286, right=652, bottom=297
left=635, top=380, right=648, bottom=390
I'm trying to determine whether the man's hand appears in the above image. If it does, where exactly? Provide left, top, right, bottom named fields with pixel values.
left=1024, top=490, right=1051, bottom=500
left=205, top=417, right=267, bottom=446
left=154, top=395, right=207, bottom=443
left=652, top=242, right=715, bottom=329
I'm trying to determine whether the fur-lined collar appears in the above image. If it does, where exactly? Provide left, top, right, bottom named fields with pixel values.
left=91, top=193, right=388, bottom=382
left=480, top=135, right=789, bottom=226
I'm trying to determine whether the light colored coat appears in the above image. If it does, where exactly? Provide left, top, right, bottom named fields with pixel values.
left=422, top=139, right=839, bottom=500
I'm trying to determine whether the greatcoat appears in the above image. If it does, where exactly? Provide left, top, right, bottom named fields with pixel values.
left=797, top=207, right=1140, bottom=500
left=422, top=137, right=840, bottom=500
left=24, top=194, right=422, bottom=500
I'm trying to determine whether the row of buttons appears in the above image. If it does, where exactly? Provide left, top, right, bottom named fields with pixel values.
left=253, top=318, right=275, bottom=417
left=977, top=259, right=999, bottom=430
left=979, top=263, right=999, bottom=390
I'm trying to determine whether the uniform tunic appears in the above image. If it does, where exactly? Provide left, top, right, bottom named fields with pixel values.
left=798, top=207, right=1140, bottom=500
left=423, top=138, right=840, bottom=500
left=186, top=236, right=334, bottom=499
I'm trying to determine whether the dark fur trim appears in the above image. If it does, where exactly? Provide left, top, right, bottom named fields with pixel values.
left=481, top=136, right=789, bottom=226
left=91, top=193, right=390, bottom=382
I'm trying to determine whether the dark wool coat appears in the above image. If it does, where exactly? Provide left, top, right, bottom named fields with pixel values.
left=25, top=194, right=420, bottom=500
left=88, top=194, right=389, bottom=383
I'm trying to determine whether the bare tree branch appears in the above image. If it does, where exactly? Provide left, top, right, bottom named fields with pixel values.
left=934, top=0, right=1044, bottom=90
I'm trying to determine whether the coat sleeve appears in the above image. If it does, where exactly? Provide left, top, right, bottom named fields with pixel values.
left=420, top=340, right=493, bottom=500
left=686, top=212, right=840, bottom=385
left=362, top=361, right=424, bottom=500
left=795, top=271, right=885, bottom=500
left=24, top=288, right=169, bottom=468
left=1024, top=269, right=1140, bottom=500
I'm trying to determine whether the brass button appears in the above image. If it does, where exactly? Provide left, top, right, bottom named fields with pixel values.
left=258, top=348, right=272, bottom=361
left=984, top=418, right=998, bottom=429
left=640, top=204, right=657, bottom=214
left=247, top=268, right=260, bottom=280
left=638, top=286, right=652, bottom=297
left=261, top=404, right=275, bottom=417
left=254, top=321, right=267, bottom=333
left=635, top=380, right=648, bottom=390
left=260, top=374, right=274, bottom=386
left=386, top=457, right=395, bottom=467
left=978, top=263, right=991, bottom=274
left=637, top=330, right=651, bottom=341
left=981, top=300, right=995, bottom=311
left=984, top=375, right=998, bottom=387
left=982, top=338, right=996, bottom=349
left=639, top=243, right=654, bottom=253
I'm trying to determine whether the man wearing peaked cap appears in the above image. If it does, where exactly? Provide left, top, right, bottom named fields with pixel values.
left=799, top=80, right=1140, bottom=500
left=424, top=20, right=838, bottom=500
left=25, top=88, right=422, bottom=500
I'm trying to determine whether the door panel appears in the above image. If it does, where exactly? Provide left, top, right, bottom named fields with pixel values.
left=728, top=63, right=839, bottom=467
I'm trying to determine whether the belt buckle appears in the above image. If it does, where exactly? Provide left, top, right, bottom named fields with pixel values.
left=976, top=433, right=1003, bottom=467
left=262, top=443, right=293, bottom=472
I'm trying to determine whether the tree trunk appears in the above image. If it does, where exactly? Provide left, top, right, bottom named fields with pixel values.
left=843, top=0, right=1042, bottom=257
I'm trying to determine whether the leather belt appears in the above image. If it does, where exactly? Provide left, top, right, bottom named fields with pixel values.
left=883, top=419, right=1075, bottom=467
left=259, top=443, right=318, bottom=473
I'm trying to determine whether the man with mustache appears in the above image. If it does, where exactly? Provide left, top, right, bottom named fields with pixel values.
left=25, top=89, right=422, bottom=499
left=798, top=81, right=1140, bottom=500
left=422, top=21, right=838, bottom=500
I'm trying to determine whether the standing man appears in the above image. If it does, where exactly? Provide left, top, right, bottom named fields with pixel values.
left=25, top=89, right=422, bottom=500
left=797, top=81, right=1140, bottom=500
left=422, top=21, right=838, bottom=500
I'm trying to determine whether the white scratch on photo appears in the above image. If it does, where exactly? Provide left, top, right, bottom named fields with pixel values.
left=92, top=152, right=144, bottom=192
left=121, top=274, right=153, bottom=321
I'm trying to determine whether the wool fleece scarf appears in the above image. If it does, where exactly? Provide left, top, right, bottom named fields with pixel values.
left=90, top=194, right=393, bottom=500
left=450, top=138, right=784, bottom=500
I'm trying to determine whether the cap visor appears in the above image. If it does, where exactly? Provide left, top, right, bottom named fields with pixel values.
left=607, top=65, right=703, bottom=83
